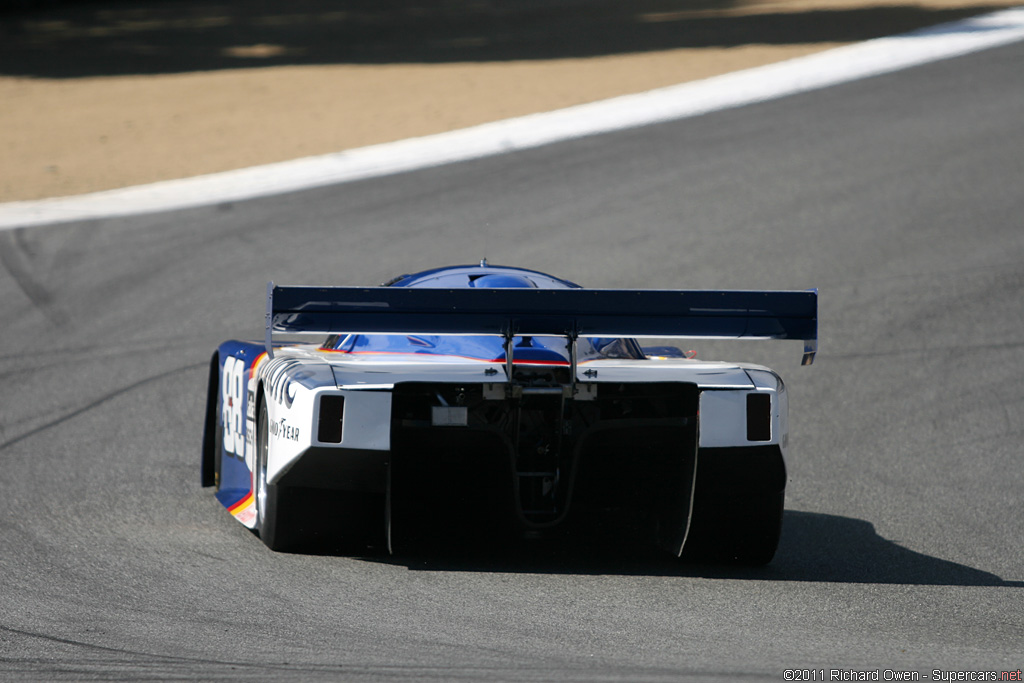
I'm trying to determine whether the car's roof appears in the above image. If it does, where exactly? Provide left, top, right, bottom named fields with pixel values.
left=383, top=262, right=581, bottom=289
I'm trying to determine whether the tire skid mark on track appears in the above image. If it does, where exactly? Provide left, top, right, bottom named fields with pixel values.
left=0, top=229, right=65, bottom=326
left=0, top=625, right=301, bottom=676
left=0, top=362, right=205, bottom=453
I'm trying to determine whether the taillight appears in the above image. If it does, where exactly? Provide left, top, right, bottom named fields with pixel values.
left=746, top=393, right=771, bottom=442
left=317, top=395, right=345, bottom=443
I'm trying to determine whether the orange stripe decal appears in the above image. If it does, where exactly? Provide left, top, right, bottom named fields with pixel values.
left=227, top=490, right=254, bottom=514
left=249, top=351, right=269, bottom=380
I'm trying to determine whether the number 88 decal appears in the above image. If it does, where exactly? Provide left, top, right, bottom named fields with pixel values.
left=221, top=356, right=247, bottom=458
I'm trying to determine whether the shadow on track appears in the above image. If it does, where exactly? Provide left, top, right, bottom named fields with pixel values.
left=0, top=0, right=1013, bottom=78
left=359, top=511, right=1022, bottom=587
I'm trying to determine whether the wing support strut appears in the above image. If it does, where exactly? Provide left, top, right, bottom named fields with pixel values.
left=265, top=280, right=275, bottom=359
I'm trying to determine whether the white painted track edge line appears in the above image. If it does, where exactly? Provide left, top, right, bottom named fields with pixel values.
left=2, top=6, right=1023, bottom=230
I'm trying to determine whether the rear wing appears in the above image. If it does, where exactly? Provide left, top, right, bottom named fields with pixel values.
left=265, top=282, right=818, bottom=365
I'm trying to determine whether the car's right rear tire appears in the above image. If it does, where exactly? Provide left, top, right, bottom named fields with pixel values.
left=681, top=448, right=786, bottom=565
left=684, top=490, right=784, bottom=565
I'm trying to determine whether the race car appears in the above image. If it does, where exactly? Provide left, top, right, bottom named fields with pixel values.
left=201, top=262, right=816, bottom=563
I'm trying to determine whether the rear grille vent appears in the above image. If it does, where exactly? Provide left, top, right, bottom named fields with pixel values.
left=746, top=393, right=772, bottom=442
left=317, top=395, right=345, bottom=443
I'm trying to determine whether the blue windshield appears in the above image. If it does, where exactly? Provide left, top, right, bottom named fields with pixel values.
left=325, top=333, right=642, bottom=362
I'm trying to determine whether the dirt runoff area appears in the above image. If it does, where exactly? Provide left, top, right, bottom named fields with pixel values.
left=0, top=0, right=1019, bottom=202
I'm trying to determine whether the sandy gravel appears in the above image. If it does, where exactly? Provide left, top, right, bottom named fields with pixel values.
left=1, top=0, right=1018, bottom=201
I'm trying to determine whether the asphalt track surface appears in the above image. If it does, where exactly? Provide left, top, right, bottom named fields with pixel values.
left=2, top=40, right=1023, bottom=681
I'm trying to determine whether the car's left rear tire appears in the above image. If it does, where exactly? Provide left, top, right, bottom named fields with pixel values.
left=255, top=396, right=300, bottom=551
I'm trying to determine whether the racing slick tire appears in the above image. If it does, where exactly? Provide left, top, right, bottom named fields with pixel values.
left=255, top=394, right=383, bottom=552
left=692, top=491, right=778, bottom=565
left=683, top=489, right=784, bottom=565
left=682, top=448, right=786, bottom=565
left=255, top=396, right=300, bottom=551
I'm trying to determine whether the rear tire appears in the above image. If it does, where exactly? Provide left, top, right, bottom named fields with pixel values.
left=254, top=390, right=387, bottom=553
left=681, top=448, right=786, bottom=565
left=683, top=489, right=784, bottom=565
left=255, top=396, right=299, bottom=551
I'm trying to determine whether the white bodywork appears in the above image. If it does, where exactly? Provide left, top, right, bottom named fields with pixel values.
left=229, top=345, right=787, bottom=528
